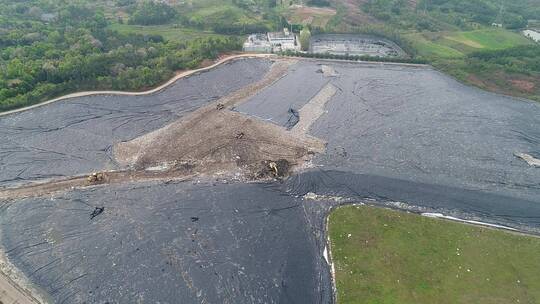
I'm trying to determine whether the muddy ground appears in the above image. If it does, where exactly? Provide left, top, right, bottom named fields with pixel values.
left=1, top=57, right=540, bottom=303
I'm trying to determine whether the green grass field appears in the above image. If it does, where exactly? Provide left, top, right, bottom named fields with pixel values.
left=329, top=206, right=540, bottom=304
left=406, top=29, right=533, bottom=59
left=444, top=29, right=533, bottom=50
left=109, top=23, right=227, bottom=42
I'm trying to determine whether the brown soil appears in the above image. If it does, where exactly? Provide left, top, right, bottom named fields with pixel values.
left=510, top=79, right=536, bottom=93
left=114, top=108, right=324, bottom=176
left=0, top=267, right=41, bottom=304
left=0, top=170, right=196, bottom=201
left=330, top=0, right=379, bottom=27
left=466, top=74, right=502, bottom=93
left=288, top=6, right=337, bottom=27
left=467, top=72, right=540, bottom=98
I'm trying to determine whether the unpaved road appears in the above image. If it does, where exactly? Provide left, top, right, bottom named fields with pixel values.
left=0, top=271, right=40, bottom=304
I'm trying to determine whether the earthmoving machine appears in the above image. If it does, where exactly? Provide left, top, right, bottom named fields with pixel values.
left=87, top=172, right=105, bottom=183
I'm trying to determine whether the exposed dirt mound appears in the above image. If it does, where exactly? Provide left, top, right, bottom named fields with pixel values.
left=114, top=105, right=324, bottom=180
left=114, top=58, right=325, bottom=180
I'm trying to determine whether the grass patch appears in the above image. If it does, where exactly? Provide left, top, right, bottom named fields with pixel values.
left=109, top=23, right=226, bottom=42
left=404, top=33, right=464, bottom=58
left=406, top=29, right=533, bottom=59
left=444, top=29, right=533, bottom=50
left=329, top=205, right=540, bottom=304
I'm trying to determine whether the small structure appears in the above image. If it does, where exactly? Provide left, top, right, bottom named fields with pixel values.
left=267, top=28, right=299, bottom=52
left=243, top=34, right=272, bottom=53
left=40, top=13, right=57, bottom=23
left=523, top=29, right=540, bottom=42
left=243, top=29, right=300, bottom=53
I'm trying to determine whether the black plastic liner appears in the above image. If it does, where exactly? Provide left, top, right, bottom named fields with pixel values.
left=0, top=180, right=333, bottom=304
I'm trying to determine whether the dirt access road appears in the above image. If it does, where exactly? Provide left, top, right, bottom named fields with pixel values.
left=0, top=270, right=41, bottom=304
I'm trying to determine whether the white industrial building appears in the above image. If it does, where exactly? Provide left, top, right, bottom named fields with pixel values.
left=267, top=28, right=299, bottom=52
left=243, top=34, right=272, bottom=53
left=243, top=28, right=300, bottom=53
left=523, top=29, right=540, bottom=42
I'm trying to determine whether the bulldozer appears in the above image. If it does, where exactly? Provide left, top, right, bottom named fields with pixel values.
left=268, top=162, right=279, bottom=177
left=87, top=172, right=105, bottom=184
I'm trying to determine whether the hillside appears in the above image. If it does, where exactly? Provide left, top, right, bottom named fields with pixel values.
left=282, top=0, right=540, bottom=101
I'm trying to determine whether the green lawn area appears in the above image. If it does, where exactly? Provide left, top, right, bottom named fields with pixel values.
left=329, top=206, right=540, bottom=304
left=444, top=29, right=533, bottom=50
left=109, top=23, right=227, bottom=42
left=406, top=29, right=533, bottom=59
left=405, top=33, right=465, bottom=58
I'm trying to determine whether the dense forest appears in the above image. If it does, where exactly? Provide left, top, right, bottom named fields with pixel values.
left=346, top=0, right=540, bottom=100
left=0, top=0, right=264, bottom=111
left=362, top=0, right=540, bottom=31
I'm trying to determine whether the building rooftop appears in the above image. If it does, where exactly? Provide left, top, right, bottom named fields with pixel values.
left=268, top=29, right=294, bottom=41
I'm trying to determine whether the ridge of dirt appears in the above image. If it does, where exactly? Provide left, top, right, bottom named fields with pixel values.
left=0, top=170, right=197, bottom=200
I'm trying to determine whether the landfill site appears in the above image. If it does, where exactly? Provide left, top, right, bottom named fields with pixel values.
left=0, top=56, right=540, bottom=303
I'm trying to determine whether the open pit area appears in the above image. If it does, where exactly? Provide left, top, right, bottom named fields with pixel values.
left=309, top=34, right=406, bottom=57
left=1, top=56, right=540, bottom=303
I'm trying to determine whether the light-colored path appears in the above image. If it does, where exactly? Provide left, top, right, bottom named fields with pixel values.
left=291, top=83, right=337, bottom=136
left=0, top=53, right=276, bottom=117
left=0, top=270, right=41, bottom=304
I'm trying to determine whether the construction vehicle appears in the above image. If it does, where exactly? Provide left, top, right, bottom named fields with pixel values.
left=87, top=172, right=105, bottom=183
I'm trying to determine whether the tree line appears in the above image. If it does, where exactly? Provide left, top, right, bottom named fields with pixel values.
left=0, top=1, right=242, bottom=111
